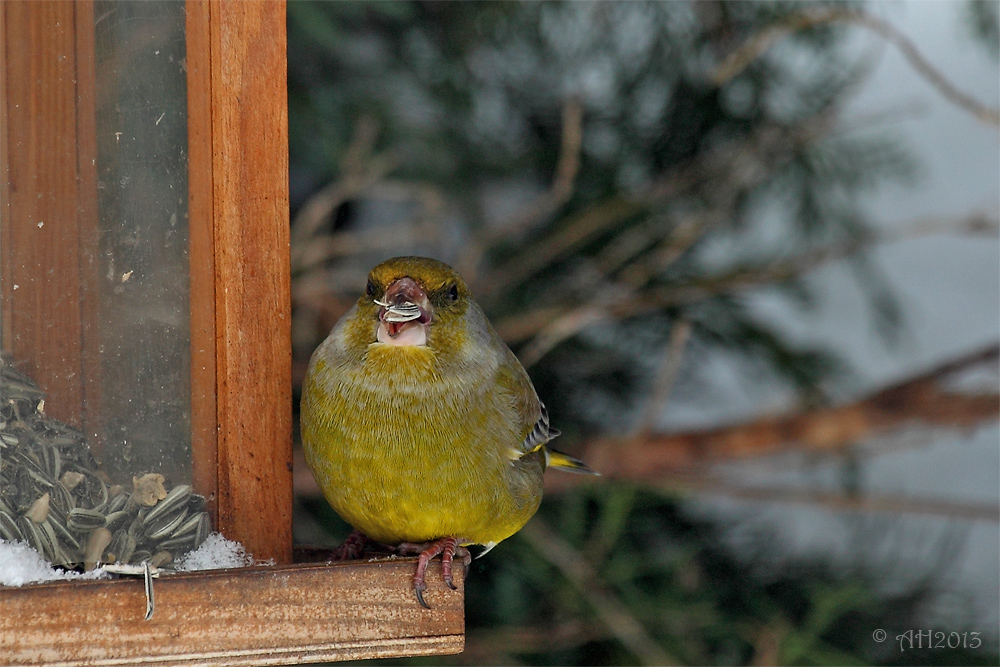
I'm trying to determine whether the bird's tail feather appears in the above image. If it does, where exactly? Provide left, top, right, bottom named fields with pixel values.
left=544, top=447, right=600, bottom=475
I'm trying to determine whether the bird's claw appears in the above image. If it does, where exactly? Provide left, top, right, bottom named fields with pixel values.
left=414, top=581, right=430, bottom=609
left=397, top=536, right=469, bottom=608
left=333, top=529, right=369, bottom=561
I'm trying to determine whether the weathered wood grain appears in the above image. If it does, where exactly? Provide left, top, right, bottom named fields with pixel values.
left=186, top=0, right=221, bottom=530
left=0, top=1, right=92, bottom=428
left=199, top=0, right=294, bottom=566
left=0, top=559, right=464, bottom=666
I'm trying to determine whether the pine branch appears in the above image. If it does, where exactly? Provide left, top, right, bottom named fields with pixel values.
left=713, top=8, right=1000, bottom=128
left=545, top=345, right=999, bottom=506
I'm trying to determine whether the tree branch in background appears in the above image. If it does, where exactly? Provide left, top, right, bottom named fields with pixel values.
left=495, top=211, right=999, bottom=350
left=483, top=112, right=838, bottom=299
left=713, top=8, right=1000, bottom=128
left=459, top=97, right=584, bottom=283
left=656, top=473, right=1000, bottom=522
left=289, top=117, right=403, bottom=274
left=630, top=319, right=693, bottom=439
left=501, top=97, right=584, bottom=238
left=546, top=345, right=999, bottom=492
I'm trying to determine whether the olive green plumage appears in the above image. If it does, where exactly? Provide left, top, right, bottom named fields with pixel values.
left=301, top=256, right=589, bottom=551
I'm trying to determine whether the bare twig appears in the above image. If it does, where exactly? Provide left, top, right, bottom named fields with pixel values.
left=713, top=8, right=1000, bottom=128
left=632, top=320, right=693, bottom=439
left=459, top=98, right=585, bottom=283
left=495, top=212, right=997, bottom=347
left=520, top=519, right=680, bottom=666
left=506, top=97, right=584, bottom=237
left=289, top=118, right=404, bottom=274
left=484, top=112, right=838, bottom=301
left=652, top=472, right=1000, bottom=522
left=517, top=305, right=613, bottom=370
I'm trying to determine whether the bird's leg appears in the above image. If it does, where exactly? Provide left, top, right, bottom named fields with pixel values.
left=333, top=529, right=369, bottom=560
left=396, top=536, right=470, bottom=608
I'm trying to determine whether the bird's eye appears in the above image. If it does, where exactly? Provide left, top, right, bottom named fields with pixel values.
left=366, top=279, right=376, bottom=297
left=447, top=284, right=459, bottom=302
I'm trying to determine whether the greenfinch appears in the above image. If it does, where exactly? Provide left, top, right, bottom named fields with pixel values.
left=301, top=256, right=595, bottom=607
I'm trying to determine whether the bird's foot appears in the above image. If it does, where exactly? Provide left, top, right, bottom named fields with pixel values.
left=396, top=536, right=471, bottom=609
left=332, top=529, right=369, bottom=561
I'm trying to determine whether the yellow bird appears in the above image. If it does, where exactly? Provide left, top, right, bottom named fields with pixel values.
left=301, top=256, right=596, bottom=607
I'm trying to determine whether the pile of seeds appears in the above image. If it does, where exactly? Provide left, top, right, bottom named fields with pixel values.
left=0, top=359, right=211, bottom=571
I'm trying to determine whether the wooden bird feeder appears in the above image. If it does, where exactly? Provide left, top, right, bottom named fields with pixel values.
left=0, top=2, right=464, bottom=664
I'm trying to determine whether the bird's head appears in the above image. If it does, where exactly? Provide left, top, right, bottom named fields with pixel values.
left=357, top=256, right=471, bottom=350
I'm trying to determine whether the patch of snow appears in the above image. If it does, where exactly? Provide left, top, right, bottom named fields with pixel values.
left=174, top=533, right=261, bottom=571
left=0, top=540, right=107, bottom=587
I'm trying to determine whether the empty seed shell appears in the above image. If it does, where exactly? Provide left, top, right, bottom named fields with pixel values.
left=59, top=471, right=85, bottom=492
left=149, top=550, right=173, bottom=568
left=24, top=492, right=50, bottom=523
left=83, top=527, right=112, bottom=571
left=186, top=494, right=207, bottom=512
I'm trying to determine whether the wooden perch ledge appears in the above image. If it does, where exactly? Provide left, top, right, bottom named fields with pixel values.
left=1, top=559, right=464, bottom=666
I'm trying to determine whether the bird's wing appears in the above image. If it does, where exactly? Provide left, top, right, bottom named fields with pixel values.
left=496, top=346, right=598, bottom=475
left=521, top=400, right=559, bottom=455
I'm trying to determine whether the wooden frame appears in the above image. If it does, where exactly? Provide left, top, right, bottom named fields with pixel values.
left=185, top=0, right=294, bottom=566
left=0, top=1, right=465, bottom=663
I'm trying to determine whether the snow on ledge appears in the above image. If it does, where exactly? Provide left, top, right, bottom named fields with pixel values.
left=1, top=533, right=266, bottom=587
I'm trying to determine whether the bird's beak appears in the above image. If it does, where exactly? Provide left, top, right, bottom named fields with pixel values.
left=375, top=277, right=432, bottom=346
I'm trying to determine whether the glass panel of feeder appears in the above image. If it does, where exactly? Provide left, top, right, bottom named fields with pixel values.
left=92, top=1, right=191, bottom=486
left=0, top=1, right=210, bottom=572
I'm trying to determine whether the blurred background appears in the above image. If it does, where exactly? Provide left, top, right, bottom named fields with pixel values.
left=285, top=1, right=999, bottom=664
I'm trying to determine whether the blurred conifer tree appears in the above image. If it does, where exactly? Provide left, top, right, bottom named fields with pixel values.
left=287, top=2, right=998, bottom=664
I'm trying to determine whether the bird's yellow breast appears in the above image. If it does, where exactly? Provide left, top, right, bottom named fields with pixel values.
left=301, top=343, right=543, bottom=547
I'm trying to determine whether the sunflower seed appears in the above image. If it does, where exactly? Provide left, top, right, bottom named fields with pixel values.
left=67, top=507, right=106, bottom=531
left=104, top=510, right=131, bottom=533
left=146, top=507, right=188, bottom=541
left=106, top=530, right=136, bottom=564
left=0, top=511, right=22, bottom=541
left=144, top=485, right=192, bottom=525
left=106, top=491, right=129, bottom=515
left=48, top=512, right=81, bottom=552
left=18, top=516, right=48, bottom=560
left=130, top=549, right=152, bottom=565
left=156, top=533, right=195, bottom=551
